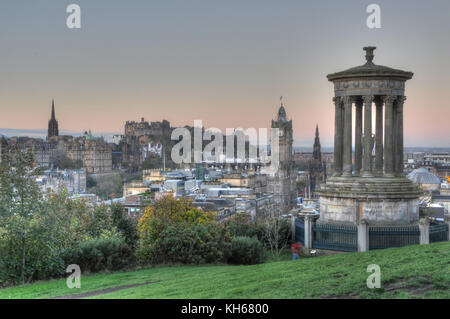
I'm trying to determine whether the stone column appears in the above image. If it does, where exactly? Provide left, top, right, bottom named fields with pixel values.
left=342, top=96, right=353, bottom=178
left=304, top=215, right=313, bottom=249
left=357, top=219, right=369, bottom=252
left=395, top=96, right=406, bottom=176
left=291, top=215, right=296, bottom=241
left=419, top=218, right=430, bottom=245
left=362, top=95, right=374, bottom=177
left=375, top=99, right=384, bottom=175
left=354, top=99, right=363, bottom=176
left=333, top=97, right=343, bottom=176
left=383, top=95, right=397, bottom=177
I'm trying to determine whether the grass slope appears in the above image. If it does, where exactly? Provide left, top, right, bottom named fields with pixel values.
left=1, top=242, right=449, bottom=299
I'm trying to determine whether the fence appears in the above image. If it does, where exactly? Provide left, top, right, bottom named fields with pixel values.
left=429, top=223, right=449, bottom=243
left=312, top=222, right=357, bottom=252
left=293, top=216, right=449, bottom=252
left=369, top=225, right=420, bottom=250
left=295, top=218, right=305, bottom=245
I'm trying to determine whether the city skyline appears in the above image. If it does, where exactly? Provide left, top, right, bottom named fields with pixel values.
left=1, top=0, right=450, bottom=147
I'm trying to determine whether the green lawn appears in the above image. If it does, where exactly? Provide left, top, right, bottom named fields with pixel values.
left=1, top=242, right=449, bottom=299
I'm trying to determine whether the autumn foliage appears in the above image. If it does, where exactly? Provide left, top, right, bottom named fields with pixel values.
left=137, top=196, right=221, bottom=263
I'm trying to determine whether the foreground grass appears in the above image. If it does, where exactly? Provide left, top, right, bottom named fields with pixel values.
left=1, top=242, right=449, bottom=299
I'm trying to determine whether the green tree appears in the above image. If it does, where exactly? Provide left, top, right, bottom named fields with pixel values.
left=137, top=196, right=217, bottom=261
left=0, top=146, right=46, bottom=284
left=111, top=203, right=139, bottom=249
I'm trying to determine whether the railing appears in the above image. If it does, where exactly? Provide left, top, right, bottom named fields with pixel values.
left=295, top=218, right=305, bottom=245
left=312, top=222, right=357, bottom=252
left=429, top=223, right=448, bottom=243
left=369, top=225, right=419, bottom=250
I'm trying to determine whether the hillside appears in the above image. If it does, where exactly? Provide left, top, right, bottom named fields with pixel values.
left=1, top=242, right=449, bottom=299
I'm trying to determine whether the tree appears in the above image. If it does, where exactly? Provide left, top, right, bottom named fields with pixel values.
left=86, top=175, right=97, bottom=188
left=88, top=174, right=123, bottom=199
left=262, top=217, right=291, bottom=261
left=137, top=196, right=216, bottom=259
left=111, top=203, right=139, bottom=249
left=0, top=146, right=46, bottom=284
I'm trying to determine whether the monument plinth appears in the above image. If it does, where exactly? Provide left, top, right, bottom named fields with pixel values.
left=317, top=47, right=422, bottom=225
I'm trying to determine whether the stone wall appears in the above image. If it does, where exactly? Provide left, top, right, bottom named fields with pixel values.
left=320, top=196, right=419, bottom=224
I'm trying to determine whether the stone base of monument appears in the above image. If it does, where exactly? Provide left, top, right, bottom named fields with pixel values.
left=316, top=176, right=423, bottom=225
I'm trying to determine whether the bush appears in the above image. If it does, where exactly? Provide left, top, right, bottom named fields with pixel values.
left=111, top=203, right=139, bottom=249
left=228, top=236, right=267, bottom=265
left=138, top=196, right=216, bottom=251
left=61, top=237, right=134, bottom=273
left=223, top=213, right=264, bottom=239
left=260, top=218, right=292, bottom=250
left=33, top=250, right=66, bottom=280
left=138, top=223, right=231, bottom=265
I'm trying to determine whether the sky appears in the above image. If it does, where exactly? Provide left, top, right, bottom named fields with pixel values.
left=0, top=0, right=449, bottom=147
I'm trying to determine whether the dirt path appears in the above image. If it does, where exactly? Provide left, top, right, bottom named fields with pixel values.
left=51, top=280, right=162, bottom=299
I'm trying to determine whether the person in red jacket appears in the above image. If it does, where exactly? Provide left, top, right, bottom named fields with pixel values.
left=291, top=243, right=300, bottom=260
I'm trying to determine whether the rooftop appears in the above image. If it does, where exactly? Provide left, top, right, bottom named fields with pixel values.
left=407, top=168, right=441, bottom=185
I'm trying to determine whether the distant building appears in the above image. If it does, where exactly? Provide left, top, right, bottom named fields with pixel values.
left=123, top=180, right=149, bottom=197
left=47, top=99, right=59, bottom=140
left=407, top=168, right=441, bottom=191
left=36, top=169, right=87, bottom=195
left=265, top=102, right=297, bottom=215
left=143, top=169, right=166, bottom=183
left=5, top=102, right=113, bottom=175
left=308, top=125, right=327, bottom=197
left=121, top=117, right=171, bottom=165
left=0, top=136, right=8, bottom=163
left=220, top=172, right=267, bottom=194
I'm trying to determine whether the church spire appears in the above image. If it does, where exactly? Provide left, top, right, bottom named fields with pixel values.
left=313, top=124, right=321, bottom=161
left=48, top=99, right=59, bottom=140
left=51, top=99, right=55, bottom=119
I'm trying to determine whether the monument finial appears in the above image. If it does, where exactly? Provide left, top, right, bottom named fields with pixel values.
left=363, top=46, right=376, bottom=64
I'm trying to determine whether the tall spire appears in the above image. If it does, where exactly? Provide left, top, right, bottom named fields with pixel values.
left=51, top=99, right=55, bottom=119
left=313, top=124, right=321, bottom=161
left=48, top=99, right=59, bottom=139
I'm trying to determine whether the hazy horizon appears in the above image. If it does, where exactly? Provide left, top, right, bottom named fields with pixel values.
left=1, top=0, right=450, bottom=147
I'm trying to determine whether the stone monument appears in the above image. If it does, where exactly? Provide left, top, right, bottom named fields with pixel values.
left=317, top=47, right=422, bottom=224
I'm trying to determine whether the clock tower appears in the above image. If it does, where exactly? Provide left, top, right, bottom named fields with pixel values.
left=266, top=100, right=297, bottom=215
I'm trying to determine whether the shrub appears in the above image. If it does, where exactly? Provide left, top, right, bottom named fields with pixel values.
left=61, top=236, right=134, bottom=273
left=223, top=213, right=264, bottom=239
left=138, top=223, right=231, bottom=265
left=260, top=218, right=292, bottom=250
left=138, top=196, right=216, bottom=251
left=229, top=236, right=267, bottom=265
left=111, top=203, right=139, bottom=249
left=33, top=250, right=66, bottom=280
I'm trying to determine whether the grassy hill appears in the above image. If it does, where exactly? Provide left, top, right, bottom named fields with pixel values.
left=1, top=241, right=449, bottom=299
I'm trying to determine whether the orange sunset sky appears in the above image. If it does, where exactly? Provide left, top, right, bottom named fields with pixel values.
left=0, top=0, right=449, bottom=147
